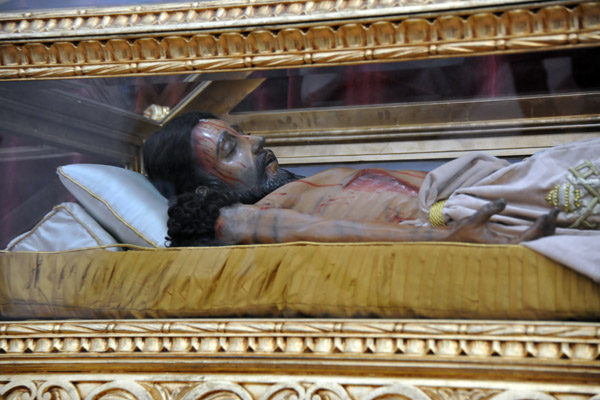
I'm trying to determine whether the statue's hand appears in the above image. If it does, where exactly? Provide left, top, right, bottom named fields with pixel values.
left=447, top=199, right=558, bottom=244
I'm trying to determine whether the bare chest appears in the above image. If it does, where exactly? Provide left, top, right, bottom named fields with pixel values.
left=257, top=169, right=425, bottom=223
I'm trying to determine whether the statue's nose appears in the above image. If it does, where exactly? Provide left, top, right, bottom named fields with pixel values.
left=251, top=135, right=265, bottom=154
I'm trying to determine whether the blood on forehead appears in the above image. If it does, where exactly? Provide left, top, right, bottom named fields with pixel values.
left=191, top=120, right=225, bottom=170
left=198, top=119, right=239, bottom=135
left=198, top=119, right=253, bottom=143
left=192, top=119, right=239, bottom=161
left=191, top=119, right=245, bottom=185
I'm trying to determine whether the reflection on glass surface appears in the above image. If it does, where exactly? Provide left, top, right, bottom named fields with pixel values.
left=0, top=73, right=226, bottom=248
left=1, top=47, right=599, bottom=248
left=233, top=47, right=600, bottom=112
left=0, top=133, right=117, bottom=248
left=0, top=0, right=183, bottom=12
left=52, top=75, right=205, bottom=117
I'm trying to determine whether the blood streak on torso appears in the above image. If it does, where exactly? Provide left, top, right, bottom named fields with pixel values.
left=342, top=169, right=420, bottom=194
left=257, top=168, right=427, bottom=223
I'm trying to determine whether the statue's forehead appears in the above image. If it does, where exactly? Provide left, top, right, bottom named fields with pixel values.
left=194, top=119, right=237, bottom=136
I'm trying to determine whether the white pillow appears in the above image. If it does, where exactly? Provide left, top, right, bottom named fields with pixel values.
left=6, top=202, right=121, bottom=252
left=57, top=164, right=169, bottom=248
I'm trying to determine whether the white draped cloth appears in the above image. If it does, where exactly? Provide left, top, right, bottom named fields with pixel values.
left=418, top=137, right=600, bottom=282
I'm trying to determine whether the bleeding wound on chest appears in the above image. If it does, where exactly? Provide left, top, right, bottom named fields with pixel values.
left=343, top=169, right=419, bottom=195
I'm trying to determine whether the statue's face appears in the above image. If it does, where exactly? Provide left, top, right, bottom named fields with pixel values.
left=191, top=119, right=279, bottom=191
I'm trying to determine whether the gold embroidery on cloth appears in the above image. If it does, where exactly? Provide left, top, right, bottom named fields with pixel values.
left=430, top=200, right=447, bottom=227
left=545, top=160, right=600, bottom=229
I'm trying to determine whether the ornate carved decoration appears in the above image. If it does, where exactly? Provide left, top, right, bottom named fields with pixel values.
left=1, top=321, right=598, bottom=396
left=1, top=319, right=599, bottom=364
left=143, top=104, right=171, bottom=121
left=0, top=0, right=538, bottom=39
left=0, top=375, right=599, bottom=400
left=0, top=2, right=598, bottom=80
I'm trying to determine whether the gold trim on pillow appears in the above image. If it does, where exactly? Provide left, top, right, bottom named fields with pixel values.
left=4, top=203, right=114, bottom=251
left=56, top=204, right=105, bottom=246
left=5, top=208, right=58, bottom=251
left=57, top=166, right=158, bottom=247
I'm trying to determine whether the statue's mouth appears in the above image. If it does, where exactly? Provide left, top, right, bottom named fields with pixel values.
left=264, top=150, right=277, bottom=167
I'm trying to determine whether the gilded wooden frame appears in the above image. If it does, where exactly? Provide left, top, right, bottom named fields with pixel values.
left=1, top=0, right=599, bottom=80
left=2, top=319, right=600, bottom=398
left=1, top=1, right=600, bottom=397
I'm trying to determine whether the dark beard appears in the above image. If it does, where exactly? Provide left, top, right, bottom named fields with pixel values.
left=236, top=167, right=303, bottom=204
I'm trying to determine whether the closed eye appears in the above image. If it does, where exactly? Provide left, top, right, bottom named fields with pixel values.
left=220, top=132, right=237, bottom=159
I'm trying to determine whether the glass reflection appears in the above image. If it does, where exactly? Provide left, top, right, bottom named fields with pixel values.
left=52, top=75, right=204, bottom=117
left=233, top=47, right=600, bottom=112
left=1, top=47, right=599, bottom=248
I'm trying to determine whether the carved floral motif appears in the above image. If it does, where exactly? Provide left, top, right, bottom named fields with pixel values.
left=0, top=377, right=599, bottom=400
left=1, top=321, right=598, bottom=399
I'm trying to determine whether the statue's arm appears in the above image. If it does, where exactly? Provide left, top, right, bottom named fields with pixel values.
left=216, top=201, right=557, bottom=245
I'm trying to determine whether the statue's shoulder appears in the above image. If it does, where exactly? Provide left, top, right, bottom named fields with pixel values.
left=305, top=167, right=358, bottom=182
left=256, top=168, right=356, bottom=209
left=282, top=167, right=355, bottom=189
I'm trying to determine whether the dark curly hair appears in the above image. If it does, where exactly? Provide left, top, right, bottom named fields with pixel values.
left=143, top=112, right=224, bottom=200
left=166, top=165, right=302, bottom=246
left=166, top=187, right=242, bottom=247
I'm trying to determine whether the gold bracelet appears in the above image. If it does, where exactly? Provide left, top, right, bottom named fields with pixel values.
left=429, top=200, right=447, bottom=227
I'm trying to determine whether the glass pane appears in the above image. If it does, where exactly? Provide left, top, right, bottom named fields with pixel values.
left=2, top=47, right=599, bottom=248
left=51, top=75, right=205, bottom=117
left=233, top=47, right=600, bottom=112
left=0, top=71, right=236, bottom=248
left=0, top=133, right=118, bottom=248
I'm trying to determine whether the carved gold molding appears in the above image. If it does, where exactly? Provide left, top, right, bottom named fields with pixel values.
left=0, top=2, right=598, bottom=80
left=1, top=319, right=599, bottom=365
left=0, top=0, right=541, bottom=39
left=1, top=320, right=600, bottom=399
left=1, top=374, right=600, bottom=400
